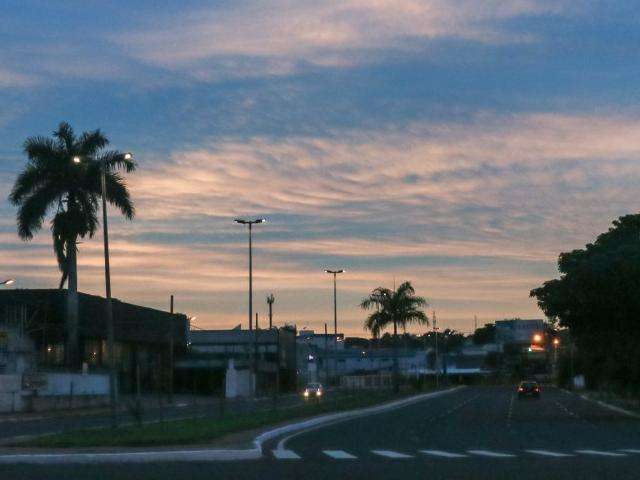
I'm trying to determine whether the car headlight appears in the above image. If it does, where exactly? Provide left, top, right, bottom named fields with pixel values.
left=303, top=390, right=309, bottom=397
left=317, top=390, right=322, bottom=396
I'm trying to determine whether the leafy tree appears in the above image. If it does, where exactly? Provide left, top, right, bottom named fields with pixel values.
left=10, top=122, right=135, bottom=364
left=361, top=281, right=428, bottom=391
left=530, top=214, right=640, bottom=391
left=473, top=323, right=496, bottom=345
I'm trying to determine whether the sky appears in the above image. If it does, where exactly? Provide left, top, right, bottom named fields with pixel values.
left=1, top=1, right=639, bottom=336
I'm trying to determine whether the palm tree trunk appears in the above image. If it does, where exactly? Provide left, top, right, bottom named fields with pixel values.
left=65, top=236, right=80, bottom=367
left=393, top=319, right=399, bottom=393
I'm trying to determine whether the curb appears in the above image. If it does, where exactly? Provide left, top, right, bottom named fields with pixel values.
left=0, top=386, right=463, bottom=464
left=578, top=394, right=640, bottom=419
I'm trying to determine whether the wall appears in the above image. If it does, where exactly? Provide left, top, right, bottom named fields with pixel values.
left=0, top=372, right=109, bottom=413
left=0, top=374, right=23, bottom=412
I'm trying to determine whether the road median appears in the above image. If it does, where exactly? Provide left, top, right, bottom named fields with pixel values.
left=0, top=386, right=464, bottom=463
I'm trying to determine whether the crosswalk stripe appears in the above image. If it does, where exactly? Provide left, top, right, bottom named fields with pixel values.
left=526, top=449, right=573, bottom=457
left=467, top=449, right=516, bottom=458
left=323, top=450, right=357, bottom=459
left=272, top=449, right=301, bottom=460
left=420, top=449, right=468, bottom=458
left=372, top=450, right=413, bottom=459
left=575, top=450, right=626, bottom=457
left=620, top=449, right=640, bottom=454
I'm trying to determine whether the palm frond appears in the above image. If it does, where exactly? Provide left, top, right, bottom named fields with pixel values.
left=78, top=129, right=109, bottom=156
left=53, top=122, right=76, bottom=152
left=99, top=150, right=136, bottom=173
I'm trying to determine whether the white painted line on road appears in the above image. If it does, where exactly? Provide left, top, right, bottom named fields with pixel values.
left=620, top=449, right=640, bottom=454
left=467, top=449, right=516, bottom=458
left=372, top=450, right=413, bottom=459
left=526, top=449, right=573, bottom=457
left=272, top=449, right=301, bottom=460
left=0, top=387, right=466, bottom=465
left=323, top=450, right=357, bottom=459
left=420, top=449, right=468, bottom=458
left=271, top=386, right=465, bottom=453
left=575, top=449, right=627, bottom=457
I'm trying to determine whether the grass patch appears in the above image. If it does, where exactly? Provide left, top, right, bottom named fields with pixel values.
left=14, top=390, right=418, bottom=448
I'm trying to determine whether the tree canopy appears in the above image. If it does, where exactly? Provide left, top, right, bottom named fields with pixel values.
left=530, top=214, right=640, bottom=390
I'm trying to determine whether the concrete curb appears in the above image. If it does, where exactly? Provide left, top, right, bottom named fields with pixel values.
left=0, top=386, right=464, bottom=464
left=578, top=393, right=640, bottom=419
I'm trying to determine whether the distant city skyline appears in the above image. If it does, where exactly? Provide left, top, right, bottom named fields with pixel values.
left=1, top=1, right=639, bottom=335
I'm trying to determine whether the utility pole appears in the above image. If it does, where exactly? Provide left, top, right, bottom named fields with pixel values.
left=474, top=315, right=478, bottom=332
left=433, top=311, right=439, bottom=388
left=324, top=323, right=329, bottom=384
left=267, top=294, right=275, bottom=329
left=254, top=313, right=259, bottom=398
left=169, top=294, right=174, bottom=405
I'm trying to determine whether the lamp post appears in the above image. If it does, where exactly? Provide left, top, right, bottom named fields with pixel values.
left=101, top=152, right=132, bottom=429
left=0, top=279, right=15, bottom=286
left=324, top=269, right=344, bottom=387
left=324, top=269, right=344, bottom=336
left=74, top=151, right=133, bottom=429
left=235, top=218, right=266, bottom=331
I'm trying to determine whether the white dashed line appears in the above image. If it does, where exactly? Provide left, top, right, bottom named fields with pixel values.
left=467, top=449, right=516, bottom=458
left=575, top=450, right=626, bottom=457
left=526, top=449, right=573, bottom=457
left=272, top=449, right=301, bottom=460
left=420, top=449, right=468, bottom=458
left=323, top=450, right=357, bottom=459
left=372, top=450, right=413, bottom=459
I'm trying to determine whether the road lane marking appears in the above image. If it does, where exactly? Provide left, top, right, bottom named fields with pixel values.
left=526, top=449, right=573, bottom=457
left=467, top=449, right=516, bottom=458
left=420, top=449, right=468, bottom=458
left=620, top=449, right=640, bottom=454
left=323, top=450, right=357, bottom=459
left=372, top=450, right=413, bottom=459
left=575, top=450, right=626, bottom=457
left=272, top=449, right=301, bottom=459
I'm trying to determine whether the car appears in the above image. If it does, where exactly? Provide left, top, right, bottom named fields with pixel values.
left=517, top=380, right=541, bottom=398
left=303, top=382, right=324, bottom=399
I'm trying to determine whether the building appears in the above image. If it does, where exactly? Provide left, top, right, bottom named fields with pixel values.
left=0, top=289, right=189, bottom=394
left=495, top=319, right=546, bottom=351
left=176, top=326, right=297, bottom=396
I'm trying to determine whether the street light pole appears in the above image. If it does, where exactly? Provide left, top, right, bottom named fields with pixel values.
left=100, top=155, right=133, bottom=429
left=0, top=279, right=15, bottom=286
left=324, top=269, right=345, bottom=336
left=235, top=218, right=266, bottom=331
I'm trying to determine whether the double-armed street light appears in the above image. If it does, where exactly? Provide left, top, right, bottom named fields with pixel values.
left=73, top=151, right=134, bottom=428
left=324, top=269, right=345, bottom=336
left=234, top=218, right=266, bottom=331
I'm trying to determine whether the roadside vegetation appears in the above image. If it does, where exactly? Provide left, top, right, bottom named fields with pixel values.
left=531, top=214, right=640, bottom=396
left=13, top=389, right=436, bottom=448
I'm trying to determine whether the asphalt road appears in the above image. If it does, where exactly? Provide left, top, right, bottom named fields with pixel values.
left=4, top=385, right=640, bottom=479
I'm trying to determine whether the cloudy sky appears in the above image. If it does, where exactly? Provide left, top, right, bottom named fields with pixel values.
left=1, top=1, right=638, bottom=335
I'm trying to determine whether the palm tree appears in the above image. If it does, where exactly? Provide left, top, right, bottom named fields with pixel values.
left=361, top=281, right=429, bottom=392
left=9, top=122, right=135, bottom=365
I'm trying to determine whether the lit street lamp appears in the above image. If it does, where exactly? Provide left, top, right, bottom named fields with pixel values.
left=235, top=218, right=266, bottom=331
left=532, top=333, right=543, bottom=344
left=1, top=279, right=15, bottom=286
left=324, top=269, right=345, bottom=336
left=74, top=151, right=134, bottom=429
